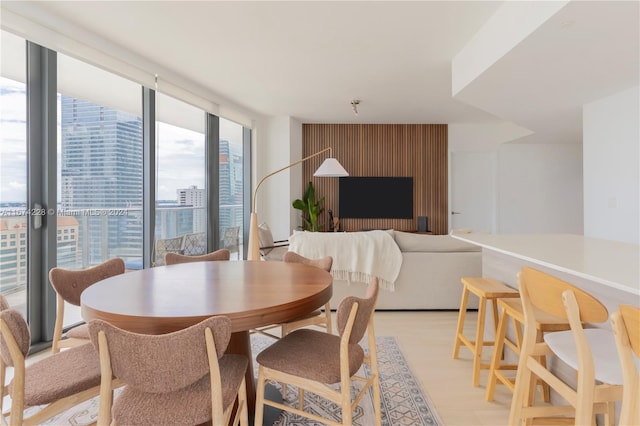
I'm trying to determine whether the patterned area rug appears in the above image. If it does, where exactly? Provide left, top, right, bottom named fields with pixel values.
left=34, top=335, right=441, bottom=426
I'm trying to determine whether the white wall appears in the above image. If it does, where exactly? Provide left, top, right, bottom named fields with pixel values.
left=449, top=124, right=584, bottom=235
left=289, top=118, right=303, bottom=233
left=448, top=122, right=533, bottom=151
left=254, top=116, right=298, bottom=240
left=583, top=86, right=640, bottom=244
left=497, top=143, right=584, bottom=234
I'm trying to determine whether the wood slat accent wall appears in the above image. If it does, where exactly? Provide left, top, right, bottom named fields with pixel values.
left=302, top=124, right=448, bottom=234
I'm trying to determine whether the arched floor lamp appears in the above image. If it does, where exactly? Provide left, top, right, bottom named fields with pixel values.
left=247, top=147, right=348, bottom=260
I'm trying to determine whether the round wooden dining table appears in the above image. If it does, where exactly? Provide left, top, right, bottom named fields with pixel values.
left=81, top=260, right=333, bottom=413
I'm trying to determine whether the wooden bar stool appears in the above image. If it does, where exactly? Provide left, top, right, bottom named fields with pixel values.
left=485, top=297, right=571, bottom=402
left=452, top=277, right=519, bottom=387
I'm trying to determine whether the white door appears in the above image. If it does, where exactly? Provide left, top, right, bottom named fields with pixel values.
left=450, top=151, right=496, bottom=233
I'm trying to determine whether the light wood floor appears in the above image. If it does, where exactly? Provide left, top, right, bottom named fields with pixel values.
left=22, top=310, right=511, bottom=425
left=372, top=310, right=512, bottom=426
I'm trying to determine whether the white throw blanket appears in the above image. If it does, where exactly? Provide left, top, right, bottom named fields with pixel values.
left=288, top=230, right=402, bottom=291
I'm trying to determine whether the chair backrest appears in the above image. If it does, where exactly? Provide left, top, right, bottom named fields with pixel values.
left=0, top=309, right=30, bottom=367
left=49, top=258, right=125, bottom=306
left=518, top=266, right=609, bottom=394
left=283, top=251, right=333, bottom=272
left=336, top=277, right=379, bottom=344
left=154, top=236, right=185, bottom=266
left=0, top=295, right=10, bottom=311
left=88, top=316, right=231, bottom=393
left=518, top=266, right=608, bottom=323
left=615, top=305, right=640, bottom=358
left=611, top=305, right=640, bottom=425
left=165, top=249, right=231, bottom=265
left=221, top=226, right=240, bottom=249
left=182, top=232, right=207, bottom=256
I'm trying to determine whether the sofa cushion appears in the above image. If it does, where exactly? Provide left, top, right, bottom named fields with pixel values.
left=393, top=231, right=480, bottom=253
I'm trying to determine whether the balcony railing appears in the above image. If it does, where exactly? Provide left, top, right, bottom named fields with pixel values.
left=0, top=204, right=244, bottom=297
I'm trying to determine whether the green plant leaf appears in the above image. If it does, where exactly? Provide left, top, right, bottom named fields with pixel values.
left=292, top=181, right=324, bottom=231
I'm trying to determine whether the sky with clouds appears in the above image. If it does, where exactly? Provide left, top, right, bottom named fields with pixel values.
left=0, top=77, right=243, bottom=204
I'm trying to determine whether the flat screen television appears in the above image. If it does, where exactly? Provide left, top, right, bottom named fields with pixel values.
left=339, top=177, right=413, bottom=219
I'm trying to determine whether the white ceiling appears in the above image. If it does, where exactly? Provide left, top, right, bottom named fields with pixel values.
left=2, top=1, right=638, bottom=143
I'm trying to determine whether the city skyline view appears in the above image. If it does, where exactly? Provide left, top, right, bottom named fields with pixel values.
left=0, top=77, right=244, bottom=204
left=1, top=73, right=246, bottom=294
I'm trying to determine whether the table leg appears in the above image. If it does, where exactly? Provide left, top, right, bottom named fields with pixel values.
left=227, top=331, right=257, bottom=412
left=226, top=331, right=283, bottom=425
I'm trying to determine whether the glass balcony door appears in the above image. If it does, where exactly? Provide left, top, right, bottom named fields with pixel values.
left=0, top=31, right=28, bottom=319
left=154, top=93, right=206, bottom=266
left=57, top=53, right=143, bottom=328
left=0, top=29, right=252, bottom=346
left=219, top=118, right=245, bottom=259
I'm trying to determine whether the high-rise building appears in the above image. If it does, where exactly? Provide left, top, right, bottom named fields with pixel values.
left=58, top=98, right=241, bottom=266
left=219, top=140, right=243, bottom=230
left=177, top=185, right=204, bottom=208
left=0, top=216, right=78, bottom=292
left=60, top=96, right=143, bottom=266
left=177, top=185, right=205, bottom=233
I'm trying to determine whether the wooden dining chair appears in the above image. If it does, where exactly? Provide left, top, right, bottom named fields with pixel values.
left=254, top=277, right=381, bottom=426
left=165, top=248, right=230, bottom=265
left=89, top=316, right=249, bottom=426
left=611, top=305, right=640, bottom=426
left=252, top=252, right=333, bottom=340
left=509, top=267, right=623, bottom=425
left=0, top=307, right=122, bottom=425
left=281, top=252, right=334, bottom=334
left=49, top=257, right=125, bottom=354
left=0, top=294, right=9, bottom=311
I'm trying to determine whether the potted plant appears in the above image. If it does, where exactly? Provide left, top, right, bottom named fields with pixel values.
left=292, top=181, right=325, bottom=231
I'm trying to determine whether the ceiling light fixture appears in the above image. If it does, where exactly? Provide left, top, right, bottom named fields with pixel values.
left=351, top=99, right=360, bottom=116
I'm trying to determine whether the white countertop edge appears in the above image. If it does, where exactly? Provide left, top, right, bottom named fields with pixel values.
left=451, top=233, right=640, bottom=297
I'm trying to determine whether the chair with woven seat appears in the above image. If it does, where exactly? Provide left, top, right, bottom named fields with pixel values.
left=221, top=226, right=240, bottom=260
left=49, top=257, right=125, bottom=354
left=89, top=316, right=249, bottom=426
left=509, top=267, right=623, bottom=426
left=257, top=222, right=289, bottom=261
left=165, top=248, right=231, bottom=265
left=255, top=277, right=381, bottom=426
left=611, top=305, right=640, bottom=425
left=253, top=252, right=333, bottom=340
left=153, top=235, right=184, bottom=266
left=0, top=307, right=121, bottom=425
left=182, top=232, right=207, bottom=256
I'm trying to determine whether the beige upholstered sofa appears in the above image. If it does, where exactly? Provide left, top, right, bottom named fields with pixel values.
left=327, top=231, right=482, bottom=310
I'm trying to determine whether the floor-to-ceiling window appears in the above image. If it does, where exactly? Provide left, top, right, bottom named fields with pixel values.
left=154, top=92, right=206, bottom=265
left=0, top=31, right=28, bottom=318
left=56, top=53, right=143, bottom=327
left=0, top=28, right=251, bottom=345
left=219, top=118, right=245, bottom=259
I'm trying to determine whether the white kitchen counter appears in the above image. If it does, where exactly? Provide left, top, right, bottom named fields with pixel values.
left=450, top=233, right=639, bottom=296
left=450, top=233, right=639, bottom=407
